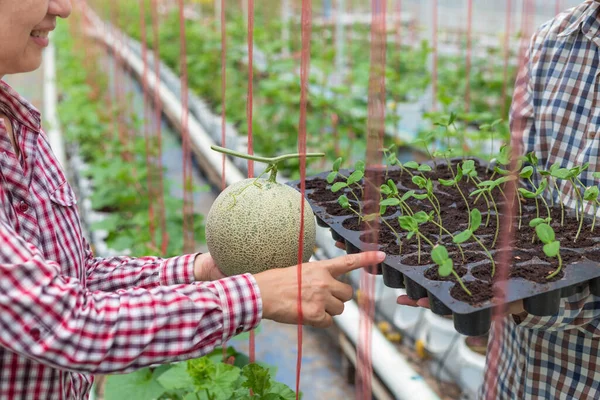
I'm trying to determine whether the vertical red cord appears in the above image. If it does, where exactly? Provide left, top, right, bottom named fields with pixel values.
left=555, top=0, right=562, bottom=15
left=296, top=0, right=312, bottom=397
left=150, top=0, right=170, bottom=255
left=220, top=0, right=228, bottom=363
left=139, top=0, right=157, bottom=249
left=221, top=0, right=227, bottom=190
left=246, top=0, right=255, bottom=178
left=501, top=0, right=512, bottom=117
left=246, top=0, right=256, bottom=365
left=431, top=0, right=438, bottom=111
left=178, top=0, right=194, bottom=254
left=465, top=0, right=473, bottom=113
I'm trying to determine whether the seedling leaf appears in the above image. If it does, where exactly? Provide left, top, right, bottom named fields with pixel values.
left=412, top=176, right=427, bottom=188
left=529, top=218, right=546, bottom=228
left=418, top=164, right=433, bottom=172
left=380, top=198, right=401, bottom=207
left=439, top=259, right=453, bottom=277
left=326, top=172, right=337, bottom=184
left=520, top=166, right=533, bottom=179
left=543, top=241, right=560, bottom=258
left=453, top=230, right=472, bottom=244
left=431, top=245, right=449, bottom=265
left=413, top=211, right=430, bottom=224
left=404, top=161, right=419, bottom=170
left=347, top=170, right=364, bottom=186
left=470, top=209, right=482, bottom=232
left=535, top=223, right=555, bottom=244
left=333, top=157, right=342, bottom=172
left=331, top=182, right=348, bottom=192
left=338, top=195, right=350, bottom=209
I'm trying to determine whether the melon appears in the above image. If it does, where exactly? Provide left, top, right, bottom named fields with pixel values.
left=205, top=178, right=316, bottom=276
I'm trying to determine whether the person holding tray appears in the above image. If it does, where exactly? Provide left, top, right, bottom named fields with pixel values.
left=0, top=1, right=387, bottom=398
left=399, top=1, right=600, bottom=399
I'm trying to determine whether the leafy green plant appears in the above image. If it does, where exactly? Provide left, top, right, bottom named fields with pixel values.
left=398, top=212, right=438, bottom=264
left=535, top=223, right=562, bottom=280
left=104, top=347, right=297, bottom=400
left=328, top=157, right=366, bottom=214
left=431, top=245, right=471, bottom=296
left=453, top=209, right=496, bottom=277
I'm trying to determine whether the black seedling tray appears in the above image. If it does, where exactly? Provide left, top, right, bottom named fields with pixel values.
left=289, top=167, right=600, bottom=337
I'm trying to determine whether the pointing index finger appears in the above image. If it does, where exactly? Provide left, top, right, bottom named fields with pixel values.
left=325, top=251, right=387, bottom=277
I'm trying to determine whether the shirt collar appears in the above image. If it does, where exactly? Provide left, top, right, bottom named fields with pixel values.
left=0, top=80, right=41, bottom=133
left=557, top=1, right=600, bottom=41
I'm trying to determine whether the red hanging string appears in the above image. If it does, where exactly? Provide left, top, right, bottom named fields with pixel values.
left=501, top=0, right=512, bottom=117
left=431, top=0, right=438, bottom=111
left=555, top=0, right=562, bottom=15
left=139, top=0, right=157, bottom=250
left=221, top=0, right=227, bottom=190
left=487, top=1, right=533, bottom=399
left=356, top=1, right=386, bottom=398
left=246, top=0, right=256, bottom=365
left=246, top=0, right=255, bottom=178
left=178, top=0, right=195, bottom=254
left=295, top=0, right=312, bottom=397
left=220, top=0, right=228, bottom=363
left=465, top=0, right=473, bottom=113
left=150, top=0, right=170, bottom=255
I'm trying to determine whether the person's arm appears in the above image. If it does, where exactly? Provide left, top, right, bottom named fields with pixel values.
left=0, top=189, right=260, bottom=374
left=83, top=238, right=200, bottom=292
left=511, top=31, right=600, bottom=335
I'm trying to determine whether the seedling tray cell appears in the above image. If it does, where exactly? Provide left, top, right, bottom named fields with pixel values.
left=289, top=161, right=600, bottom=336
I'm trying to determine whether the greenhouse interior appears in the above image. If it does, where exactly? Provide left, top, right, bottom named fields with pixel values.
left=1, top=0, right=599, bottom=399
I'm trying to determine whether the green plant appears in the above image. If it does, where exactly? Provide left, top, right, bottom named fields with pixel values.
left=535, top=223, right=562, bottom=280
left=453, top=209, right=496, bottom=277
left=431, top=245, right=472, bottom=296
left=518, top=166, right=551, bottom=220
left=398, top=212, right=437, bottom=264
left=328, top=157, right=367, bottom=214
left=104, top=347, right=298, bottom=400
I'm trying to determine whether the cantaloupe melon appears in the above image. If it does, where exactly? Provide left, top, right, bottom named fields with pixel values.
left=205, top=178, right=316, bottom=276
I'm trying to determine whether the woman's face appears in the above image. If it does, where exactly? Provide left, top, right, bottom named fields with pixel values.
left=0, top=0, right=72, bottom=77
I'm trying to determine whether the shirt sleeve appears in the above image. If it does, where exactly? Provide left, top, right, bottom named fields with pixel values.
left=84, top=237, right=199, bottom=292
left=0, top=189, right=262, bottom=374
left=511, top=30, right=600, bottom=335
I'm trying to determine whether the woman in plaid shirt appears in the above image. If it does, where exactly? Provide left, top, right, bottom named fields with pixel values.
left=0, top=0, right=387, bottom=398
left=400, top=1, right=600, bottom=399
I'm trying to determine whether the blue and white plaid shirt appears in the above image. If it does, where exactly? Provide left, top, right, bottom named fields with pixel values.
left=479, top=2, right=600, bottom=399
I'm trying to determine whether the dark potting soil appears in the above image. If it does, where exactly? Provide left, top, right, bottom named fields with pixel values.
left=510, top=262, right=564, bottom=283
left=424, top=264, right=468, bottom=281
left=308, top=188, right=343, bottom=203
left=584, top=249, right=600, bottom=262
left=401, top=249, right=485, bottom=266
left=450, top=280, right=493, bottom=305
left=324, top=202, right=356, bottom=217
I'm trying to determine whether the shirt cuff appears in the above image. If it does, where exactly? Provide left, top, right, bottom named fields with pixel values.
left=213, top=273, right=263, bottom=343
left=159, top=253, right=198, bottom=286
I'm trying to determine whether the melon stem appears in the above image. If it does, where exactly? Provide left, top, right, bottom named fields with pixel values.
left=211, top=145, right=325, bottom=181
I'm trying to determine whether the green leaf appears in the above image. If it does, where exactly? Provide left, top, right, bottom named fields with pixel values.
left=438, top=178, right=455, bottom=187
left=401, top=190, right=415, bottom=202
left=412, top=193, right=428, bottom=200
left=431, top=245, right=449, bottom=266
left=404, top=161, right=419, bottom=170
left=543, top=241, right=560, bottom=258
left=326, top=171, right=337, bottom=184
left=535, top=180, right=548, bottom=195
left=552, top=168, right=571, bottom=180
left=418, top=164, right=432, bottom=172
left=363, top=213, right=379, bottom=222
left=380, top=198, right=401, bottom=207
left=331, top=182, right=348, bottom=193
left=491, top=118, right=503, bottom=127
left=380, top=185, right=392, bottom=196
left=470, top=209, right=482, bottom=232
left=412, top=176, right=427, bottom=188
left=104, top=368, right=166, bottom=400
left=535, top=223, right=555, bottom=244
left=584, top=186, right=600, bottom=201
left=593, top=172, right=600, bottom=179
left=526, top=151, right=538, bottom=166
left=267, top=382, right=296, bottom=400
left=338, top=195, right=350, bottom=209
left=242, top=364, right=271, bottom=396
left=333, top=157, right=343, bottom=172
left=347, top=170, right=364, bottom=186
left=438, top=259, right=453, bottom=277
left=453, top=230, right=473, bottom=244
left=388, top=180, right=399, bottom=195
left=387, top=153, right=398, bottom=166
left=413, top=211, right=430, bottom=224
left=520, top=166, right=533, bottom=179
left=449, top=112, right=457, bottom=125
left=462, top=160, right=475, bottom=172
left=157, top=362, right=195, bottom=390
left=407, top=231, right=415, bottom=240
left=354, top=160, right=366, bottom=173
left=398, top=216, right=418, bottom=232
left=518, top=188, right=536, bottom=199
left=529, top=218, right=546, bottom=228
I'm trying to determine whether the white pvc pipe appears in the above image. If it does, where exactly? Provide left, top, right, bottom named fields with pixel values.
left=334, top=299, right=441, bottom=400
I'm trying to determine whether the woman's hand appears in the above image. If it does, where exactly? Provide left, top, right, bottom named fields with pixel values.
left=193, top=253, right=226, bottom=281
left=254, top=251, right=386, bottom=328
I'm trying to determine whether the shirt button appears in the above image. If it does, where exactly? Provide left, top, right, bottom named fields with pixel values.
left=30, top=328, right=40, bottom=341
left=19, top=201, right=29, bottom=213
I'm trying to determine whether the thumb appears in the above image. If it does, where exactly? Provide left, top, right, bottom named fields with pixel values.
left=324, top=251, right=386, bottom=278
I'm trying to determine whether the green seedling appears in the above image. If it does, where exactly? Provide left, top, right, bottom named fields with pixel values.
left=529, top=216, right=552, bottom=244
left=411, top=175, right=443, bottom=236
left=431, top=245, right=472, bottom=296
left=453, top=208, right=496, bottom=277
left=381, top=144, right=399, bottom=179
left=540, top=162, right=565, bottom=225
left=471, top=176, right=515, bottom=247
left=329, top=158, right=366, bottom=213
left=439, top=163, right=472, bottom=226
left=398, top=212, right=437, bottom=264
left=337, top=194, right=377, bottom=227
left=518, top=166, right=551, bottom=220
left=535, top=223, right=562, bottom=280
left=580, top=185, right=600, bottom=235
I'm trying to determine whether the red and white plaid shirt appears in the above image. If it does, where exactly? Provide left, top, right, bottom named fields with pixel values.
left=0, top=80, right=262, bottom=399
